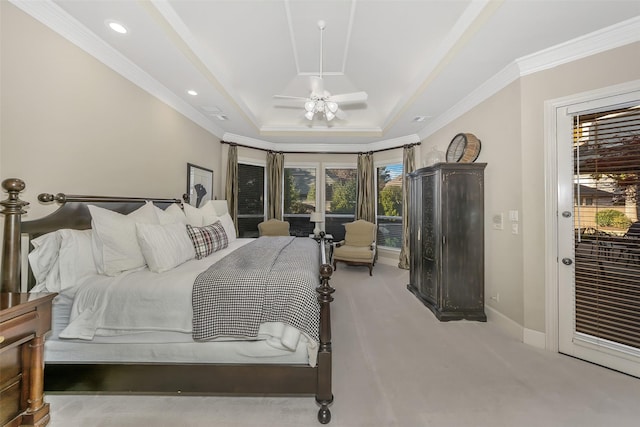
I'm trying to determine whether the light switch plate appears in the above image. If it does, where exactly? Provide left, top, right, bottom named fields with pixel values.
left=512, top=223, right=519, bottom=234
left=492, top=213, right=504, bottom=230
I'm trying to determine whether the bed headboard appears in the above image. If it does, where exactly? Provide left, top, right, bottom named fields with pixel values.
left=22, top=193, right=181, bottom=239
left=0, top=178, right=182, bottom=293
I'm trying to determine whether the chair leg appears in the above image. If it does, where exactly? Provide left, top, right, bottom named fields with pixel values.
left=368, top=264, right=372, bottom=276
left=333, top=260, right=337, bottom=270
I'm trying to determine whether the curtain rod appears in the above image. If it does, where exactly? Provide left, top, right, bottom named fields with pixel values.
left=221, top=140, right=420, bottom=155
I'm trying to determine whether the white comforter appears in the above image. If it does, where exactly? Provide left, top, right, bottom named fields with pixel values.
left=59, top=238, right=317, bottom=365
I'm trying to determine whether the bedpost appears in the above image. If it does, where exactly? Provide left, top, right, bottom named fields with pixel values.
left=1, top=178, right=28, bottom=293
left=316, top=237, right=335, bottom=424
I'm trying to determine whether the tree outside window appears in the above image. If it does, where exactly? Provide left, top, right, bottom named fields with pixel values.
left=325, top=168, right=357, bottom=240
left=284, top=167, right=316, bottom=236
left=376, top=163, right=403, bottom=248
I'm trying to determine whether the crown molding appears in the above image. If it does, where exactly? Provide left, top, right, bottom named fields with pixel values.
left=223, top=132, right=420, bottom=153
left=225, top=133, right=419, bottom=153
left=364, top=134, right=421, bottom=152
left=223, top=134, right=278, bottom=151
left=516, top=15, right=640, bottom=77
left=418, top=62, right=521, bottom=141
left=259, top=126, right=382, bottom=137
left=11, top=0, right=639, bottom=152
left=9, top=0, right=225, bottom=139
left=418, top=15, right=640, bottom=141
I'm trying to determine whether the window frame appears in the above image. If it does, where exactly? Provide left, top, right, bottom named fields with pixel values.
left=323, top=163, right=358, bottom=240
left=236, top=159, right=266, bottom=237
left=283, top=162, right=320, bottom=236
left=375, top=160, right=404, bottom=251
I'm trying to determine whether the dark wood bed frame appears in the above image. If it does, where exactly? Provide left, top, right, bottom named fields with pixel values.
left=0, top=178, right=335, bottom=424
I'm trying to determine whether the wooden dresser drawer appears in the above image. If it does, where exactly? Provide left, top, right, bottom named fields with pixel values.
left=0, top=376, right=22, bottom=426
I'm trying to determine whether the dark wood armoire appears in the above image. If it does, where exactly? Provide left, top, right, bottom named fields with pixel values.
left=407, top=162, right=487, bottom=321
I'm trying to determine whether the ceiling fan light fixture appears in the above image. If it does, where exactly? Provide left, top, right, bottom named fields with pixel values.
left=273, top=19, right=367, bottom=123
left=326, top=101, right=338, bottom=113
left=305, top=100, right=316, bottom=112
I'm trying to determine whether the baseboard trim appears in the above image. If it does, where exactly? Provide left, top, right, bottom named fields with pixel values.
left=523, top=328, right=547, bottom=349
left=485, top=305, right=548, bottom=349
left=485, top=305, right=523, bottom=341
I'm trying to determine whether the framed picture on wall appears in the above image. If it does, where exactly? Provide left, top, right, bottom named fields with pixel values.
left=186, top=163, right=213, bottom=207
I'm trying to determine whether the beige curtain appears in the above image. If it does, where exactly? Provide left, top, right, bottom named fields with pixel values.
left=356, top=152, right=375, bottom=223
left=266, top=151, right=284, bottom=220
left=398, top=144, right=416, bottom=269
left=225, top=144, right=238, bottom=233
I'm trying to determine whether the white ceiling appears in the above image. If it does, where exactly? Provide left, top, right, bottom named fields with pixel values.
left=14, top=0, right=640, bottom=152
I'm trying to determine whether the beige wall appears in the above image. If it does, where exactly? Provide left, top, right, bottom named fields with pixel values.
left=421, top=82, right=525, bottom=324
left=520, top=42, right=640, bottom=333
left=0, top=2, right=221, bottom=223
left=420, top=42, right=640, bottom=334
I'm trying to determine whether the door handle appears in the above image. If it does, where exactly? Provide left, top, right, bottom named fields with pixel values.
left=562, top=258, right=573, bottom=265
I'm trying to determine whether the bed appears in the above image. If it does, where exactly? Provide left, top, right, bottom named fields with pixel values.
left=0, top=178, right=335, bottom=424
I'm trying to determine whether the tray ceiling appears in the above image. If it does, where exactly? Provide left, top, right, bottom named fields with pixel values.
left=13, top=0, right=640, bottom=152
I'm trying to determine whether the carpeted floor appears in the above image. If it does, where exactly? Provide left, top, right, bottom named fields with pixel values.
left=46, top=263, right=640, bottom=426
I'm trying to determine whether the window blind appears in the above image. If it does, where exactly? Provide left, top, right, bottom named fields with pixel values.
left=573, top=104, right=640, bottom=350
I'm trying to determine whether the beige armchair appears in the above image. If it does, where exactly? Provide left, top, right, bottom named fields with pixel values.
left=333, top=220, right=377, bottom=276
left=258, top=219, right=290, bottom=236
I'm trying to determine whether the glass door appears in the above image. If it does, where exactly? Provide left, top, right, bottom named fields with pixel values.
left=558, top=100, right=640, bottom=378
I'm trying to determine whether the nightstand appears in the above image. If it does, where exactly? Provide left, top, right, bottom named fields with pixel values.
left=309, top=234, right=334, bottom=263
left=1, top=292, right=56, bottom=427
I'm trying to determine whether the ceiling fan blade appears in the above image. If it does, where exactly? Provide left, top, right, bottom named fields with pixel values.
left=310, top=76, right=324, bottom=97
left=329, top=91, right=368, bottom=104
left=273, top=95, right=308, bottom=101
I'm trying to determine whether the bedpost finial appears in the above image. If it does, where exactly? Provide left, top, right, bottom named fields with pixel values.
left=2, top=178, right=25, bottom=193
left=1, top=178, right=29, bottom=214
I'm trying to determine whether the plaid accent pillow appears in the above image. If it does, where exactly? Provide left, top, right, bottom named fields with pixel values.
left=186, top=221, right=229, bottom=259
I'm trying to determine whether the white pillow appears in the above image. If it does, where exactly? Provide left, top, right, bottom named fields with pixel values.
left=218, top=212, right=237, bottom=243
left=183, top=201, right=218, bottom=226
left=57, top=229, right=98, bottom=290
left=155, top=203, right=187, bottom=225
left=208, top=200, right=230, bottom=216
left=89, top=203, right=159, bottom=276
left=136, top=222, right=195, bottom=273
left=28, top=229, right=97, bottom=293
left=28, top=231, right=62, bottom=284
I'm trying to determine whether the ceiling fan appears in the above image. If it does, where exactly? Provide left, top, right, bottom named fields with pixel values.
left=274, top=20, right=368, bottom=121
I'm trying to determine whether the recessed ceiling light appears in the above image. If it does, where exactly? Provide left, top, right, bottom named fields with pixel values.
left=412, top=116, right=430, bottom=122
left=214, top=114, right=228, bottom=121
left=106, top=20, right=128, bottom=34
left=187, top=90, right=198, bottom=96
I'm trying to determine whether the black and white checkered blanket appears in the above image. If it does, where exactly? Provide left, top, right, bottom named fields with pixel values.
left=192, top=237, right=320, bottom=345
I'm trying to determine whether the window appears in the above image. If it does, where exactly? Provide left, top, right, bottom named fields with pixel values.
left=284, top=167, right=317, bottom=236
left=237, top=163, right=265, bottom=237
left=324, top=167, right=357, bottom=240
left=573, top=104, right=640, bottom=350
left=376, top=163, right=403, bottom=249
